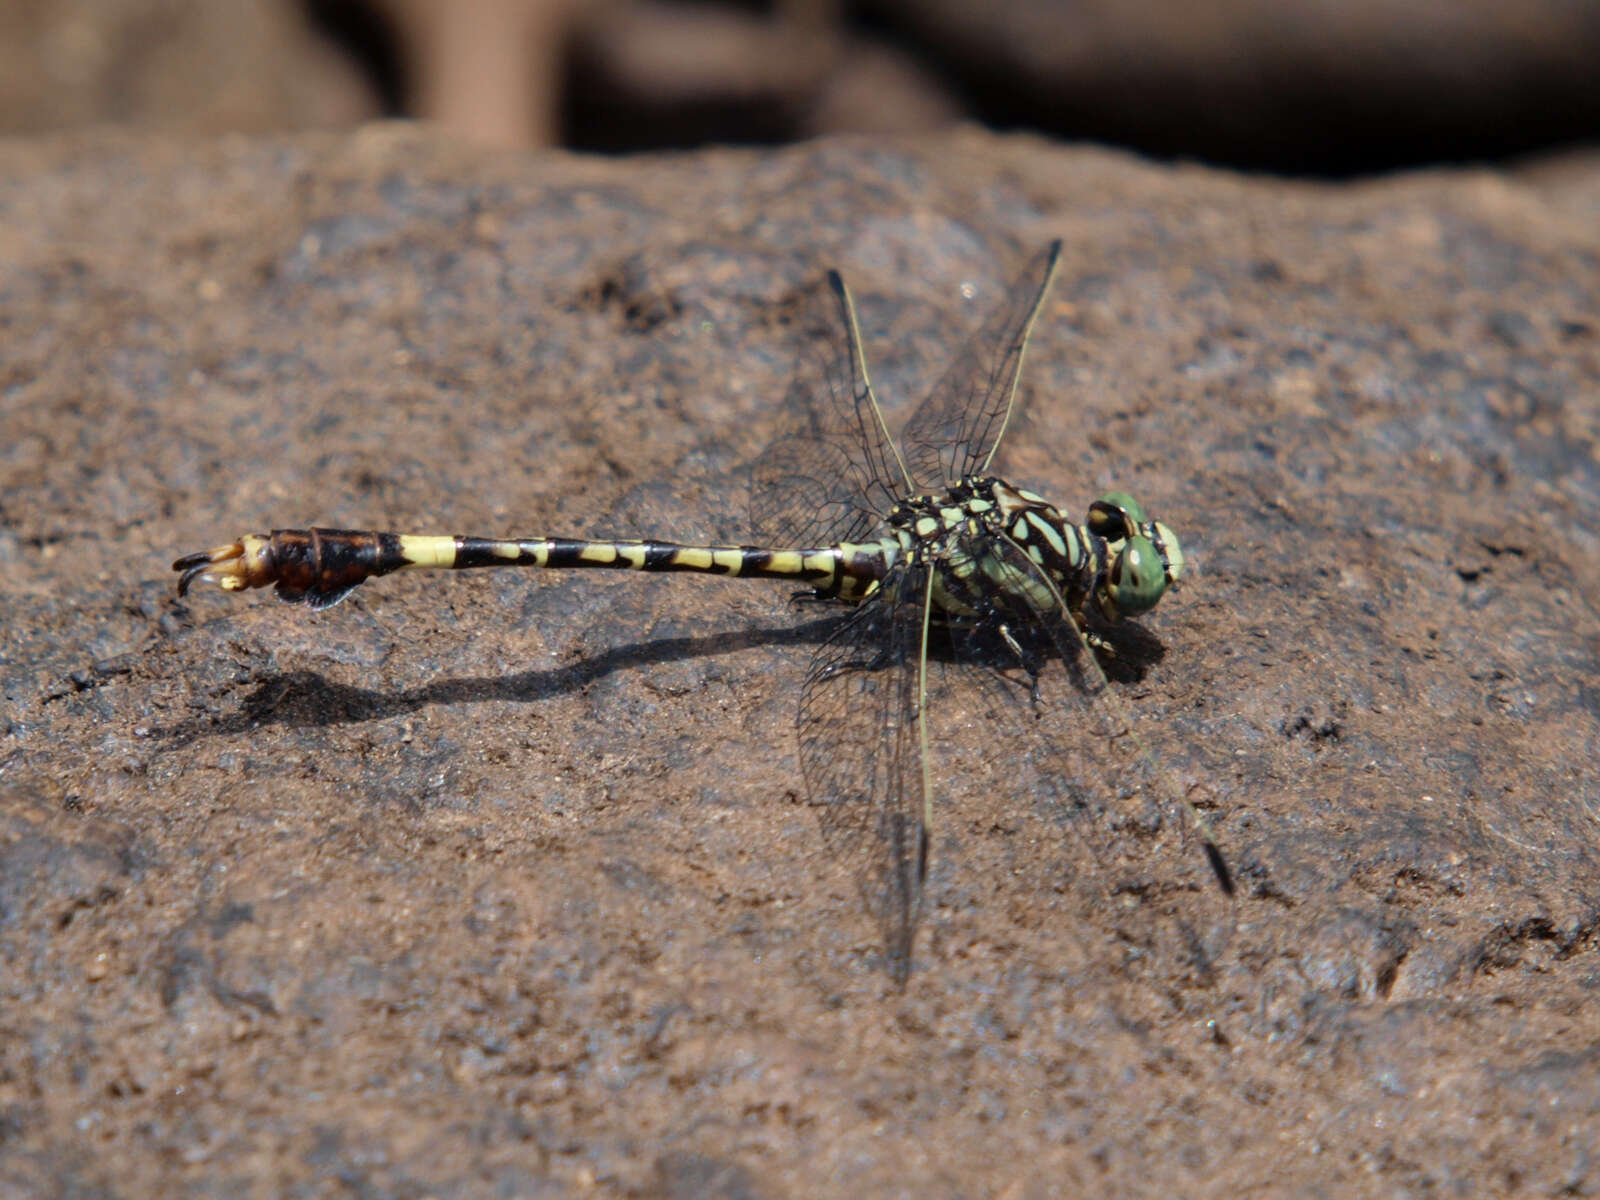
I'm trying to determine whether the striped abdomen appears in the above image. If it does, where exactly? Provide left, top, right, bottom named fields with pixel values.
left=173, top=528, right=892, bottom=609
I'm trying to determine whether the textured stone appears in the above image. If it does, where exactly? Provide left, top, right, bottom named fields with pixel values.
left=2, top=126, right=1599, bottom=1195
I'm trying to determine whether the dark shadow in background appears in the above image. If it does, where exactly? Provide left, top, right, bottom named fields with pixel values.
left=305, top=0, right=406, bottom=117
left=304, top=0, right=1600, bottom=177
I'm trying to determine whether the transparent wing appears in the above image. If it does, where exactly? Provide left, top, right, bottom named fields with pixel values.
left=797, top=564, right=933, bottom=983
left=928, top=530, right=1235, bottom=992
left=749, top=271, right=914, bottom=548
left=900, top=240, right=1063, bottom=490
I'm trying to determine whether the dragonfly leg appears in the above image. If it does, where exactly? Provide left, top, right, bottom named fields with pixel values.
left=999, top=622, right=1031, bottom=667
left=1070, top=603, right=1118, bottom=658
left=996, top=621, right=1052, bottom=710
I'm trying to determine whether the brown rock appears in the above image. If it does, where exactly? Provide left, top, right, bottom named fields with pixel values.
left=3, top=126, right=1599, bottom=1194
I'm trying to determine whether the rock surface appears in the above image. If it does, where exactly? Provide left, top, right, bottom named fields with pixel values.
left=3, top=126, right=1599, bottom=1196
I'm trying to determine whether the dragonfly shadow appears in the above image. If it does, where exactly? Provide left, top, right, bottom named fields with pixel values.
left=1092, top=619, right=1169, bottom=683
left=929, top=614, right=1168, bottom=683
left=165, top=613, right=844, bottom=741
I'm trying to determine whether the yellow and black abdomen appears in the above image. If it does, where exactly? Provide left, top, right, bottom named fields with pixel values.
left=174, top=527, right=892, bottom=610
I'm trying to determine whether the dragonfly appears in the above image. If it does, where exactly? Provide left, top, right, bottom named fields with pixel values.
left=174, top=240, right=1233, bottom=983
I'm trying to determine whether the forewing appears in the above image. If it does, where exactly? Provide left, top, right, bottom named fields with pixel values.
left=750, top=271, right=912, bottom=547
left=900, top=240, right=1063, bottom=489
left=798, top=566, right=933, bottom=983
left=929, top=530, right=1235, bottom=993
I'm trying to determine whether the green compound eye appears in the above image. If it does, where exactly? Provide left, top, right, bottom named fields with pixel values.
left=1105, top=533, right=1169, bottom=614
left=1087, top=490, right=1149, bottom=541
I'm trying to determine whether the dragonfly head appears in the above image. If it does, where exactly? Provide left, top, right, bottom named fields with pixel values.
left=1088, top=491, right=1184, bottom=618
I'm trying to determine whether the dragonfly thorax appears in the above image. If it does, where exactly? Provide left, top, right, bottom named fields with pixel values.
left=879, top=476, right=1086, bottom=623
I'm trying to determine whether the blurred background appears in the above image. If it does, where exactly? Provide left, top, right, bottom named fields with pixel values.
left=1, top=0, right=1598, bottom=175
